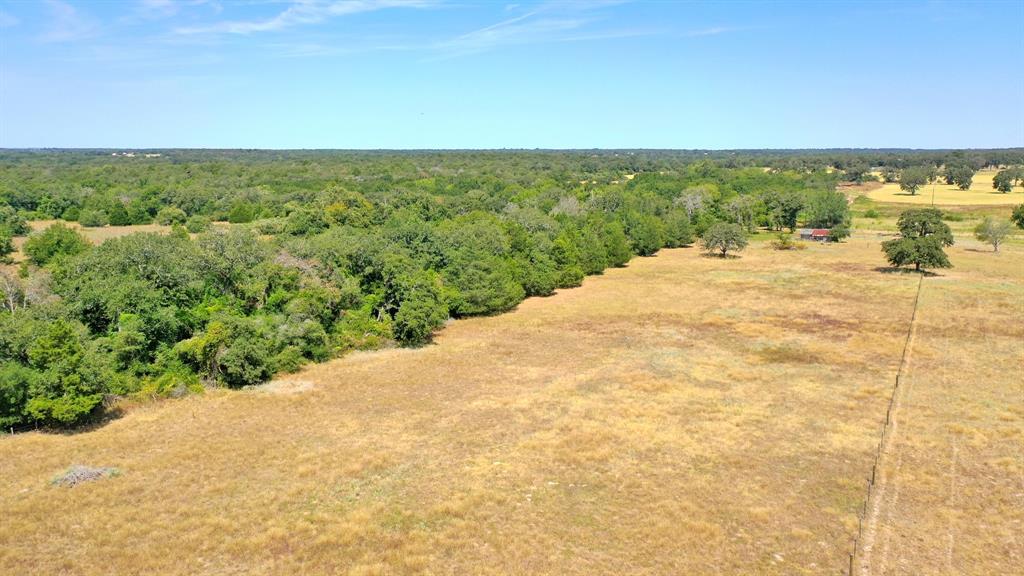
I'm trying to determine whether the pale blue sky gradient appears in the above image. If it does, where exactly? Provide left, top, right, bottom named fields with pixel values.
left=1, top=0, right=1022, bottom=148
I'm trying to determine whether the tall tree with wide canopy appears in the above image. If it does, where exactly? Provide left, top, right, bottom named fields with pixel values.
left=881, top=208, right=954, bottom=271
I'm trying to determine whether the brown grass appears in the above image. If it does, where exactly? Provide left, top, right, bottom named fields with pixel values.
left=9, top=219, right=231, bottom=263
left=859, top=238, right=1024, bottom=575
left=1, top=232, right=1020, bottom=574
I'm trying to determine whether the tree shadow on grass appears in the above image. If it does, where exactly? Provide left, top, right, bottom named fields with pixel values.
left=873, top=266, right=941, bottom=277
left=700, top=252, right=742, bottom=260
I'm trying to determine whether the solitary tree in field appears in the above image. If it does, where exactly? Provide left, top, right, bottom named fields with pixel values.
left=945, top=164, right=975, bottom=190
left=898, top=166, right=931, bottom=196
left=973, top=217, right=1012, bottom=252
left=700, top=222, right=748, bottom=257
left=881, top=208, right=953, bottom=271
left=993, top=170, right=1014, bottom=193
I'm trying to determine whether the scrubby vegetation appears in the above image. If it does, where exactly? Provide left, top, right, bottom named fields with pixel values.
left=1, top=149, right=1020, bottom=429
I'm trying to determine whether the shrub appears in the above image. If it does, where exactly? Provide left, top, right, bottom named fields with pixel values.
left=185, top=215, right=212, bottom=234
left=1013, top=204, right=1024, bottom=229
left=78, top=209, right=109, bottom=228
left=285, top=208, right=328, bottom=236
left=0, top=205, right=30, bottom=235
left=227, top=202, right=256, bottom=224
left=863, top=208, right=880, bottom=219
left=156, top=207, right=187, bottom=225
left=333, top=307, right=393, bottom=352
left=828, top=223, right=851, bottom=242
left=0, top=228, right=13, bottom=263
left=23, top=223, right=90, bottom=266
left=770, top=232, right=805, bottom=251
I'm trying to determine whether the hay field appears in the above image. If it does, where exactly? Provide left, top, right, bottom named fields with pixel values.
left=2, top=234, right=1021, bottom=574
left=866, top=169, right=1024, bottom=206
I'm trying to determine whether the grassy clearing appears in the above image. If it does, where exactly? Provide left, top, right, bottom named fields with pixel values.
left=0, top=236, right=917, bottom=574
left=8, top=219, right=230, bottom=263
left=861, top=239, right=1024, bottom=575
left=866, top=169, right=1024, bottom=206
left=1, top=230, right=1020, bottom=574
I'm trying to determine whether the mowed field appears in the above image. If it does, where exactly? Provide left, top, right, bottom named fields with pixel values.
left=866, top=169, right=1024, bottom=205
left=4, top=221, right=1021, bottom=575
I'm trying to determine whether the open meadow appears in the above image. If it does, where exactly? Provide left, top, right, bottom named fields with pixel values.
left=865, top=169, right=1024, bottom=206
left=3, top=217, right=1020, bottom=574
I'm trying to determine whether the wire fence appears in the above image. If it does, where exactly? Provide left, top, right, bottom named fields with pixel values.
left=847, top=273, right=925, bottom=575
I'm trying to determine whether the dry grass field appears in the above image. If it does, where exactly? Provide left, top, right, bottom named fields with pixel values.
left=858, top=234, right=1024, bottom=575
left=865, top=169, right=1024, bottom=206
left=2, top=223, right=1021, bottom=574
left=8, top=220, right=231, bottom=263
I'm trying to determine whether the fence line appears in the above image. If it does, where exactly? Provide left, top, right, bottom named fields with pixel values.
left=846, top=273, right=925, bottom=575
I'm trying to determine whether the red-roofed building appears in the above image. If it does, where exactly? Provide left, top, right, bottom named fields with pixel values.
left=798, top=228, right=832, bottom=242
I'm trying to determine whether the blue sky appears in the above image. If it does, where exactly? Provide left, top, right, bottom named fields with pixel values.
left=1, top=0, right=1022, bottom=149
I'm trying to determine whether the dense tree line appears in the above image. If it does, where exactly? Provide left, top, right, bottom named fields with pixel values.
left=0, top=147, right=987, bottom=430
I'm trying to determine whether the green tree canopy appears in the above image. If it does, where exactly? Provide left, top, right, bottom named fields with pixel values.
left=945, top=164, right=975, bottom=190
left=882, top=208, right=954, bottom=271
left=23, top=223, right=90, bottom=266
left=899, top=166, right=933, bottom=196
left=700, top=222, right=748, bottom=257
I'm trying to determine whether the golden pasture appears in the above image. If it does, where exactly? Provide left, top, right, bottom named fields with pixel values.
left=1, top=226, right=1021, bottom=575
left=866, top=169, right=1024, bottom=206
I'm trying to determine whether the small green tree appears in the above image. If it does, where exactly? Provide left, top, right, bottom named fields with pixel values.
left=973, top=216, right=1012, bottom=252
left=881, top=208, right=954, bottom=271
left=24, top=320, right=105, bottom=426
left=700, top=222, right=748, bottom=257
left=185, top=215, right=212, bottom=233
left=663, top=210, right=694, bottom=247
left=227, top=202, right=256, bottom=224
left=899, top=166, right=932, bottom=196
left=624, top=213, right=667, bottom=256
left=0, top=228, right=13, bottom=263
left=601, top=221, right=633, bottom=267
left=23, top=223, right=90, bottom=266
left=1012, top=204, right=1024, bottom=229
left=993, top=169, right=1015, bottom=193
left=155, top=207, right=187, bottom=225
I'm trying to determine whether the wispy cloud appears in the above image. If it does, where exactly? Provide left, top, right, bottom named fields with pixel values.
left=434, top=1, right=654, bottom=57
left=0, top=9, right=19, bottom=28
left=683, top=26, right=738, bottom=38
left=174, top=0, right=435, bottom=35
left=40, top=0, right=100, bottom=43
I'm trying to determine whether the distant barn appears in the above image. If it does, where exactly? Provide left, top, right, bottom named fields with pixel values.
left=798, top=228, right=832, bottom=242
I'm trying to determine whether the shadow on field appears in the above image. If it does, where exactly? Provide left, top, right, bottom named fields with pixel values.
left=872, top=266, right=940, bottom=277
left=699, top=253, right=742, bottom=260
